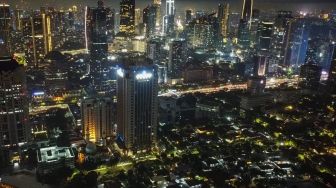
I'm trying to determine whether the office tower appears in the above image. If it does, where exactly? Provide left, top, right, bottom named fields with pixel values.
left=238, top=19, right=250, bottom=48
left=283, top=18, right=310, bottom=69
left=166, top=0, right=175, bottom=16
left=238, top=0, right=254, bottom=48
left=218, top=2, right=230, bottom=39
left=40, top=7, right=53, bottom=55
left=272, top=11, right=293, bottom=64
left=328, top=46, right=336, bottom=82
left=0, top=4, right=11, bottom=52
left=185, top=9, right=192, bottom=25
left=135, top=8, right=141, bottom=26
left=255, top=55, right=268, bottom=76
left=257, top=21, right=274, bottom=53
left=86, top=1, right=108, bottom=57
left=304, top=21, right=334, bottom=71
left=168, top=39, right=187, bottom=78
left=163, top=0, right=175, bottom=35
left=81, top=98, right=115, bottom=143
left=152, top=0, right=161, bottom=30
left=241, top=0, right=253, bottom=28
left=13, top=9, right=24, bottom=31
left=106, top=8, right=115, bottom=42
left=144, top=5, right=157, bottom=37
left=147, top=38, right=163, bottom=63
left=299, top=61, right=322, bottom=89
left=120, top=0, right=135, bottom=35
left=22, top=14, right=46, bottom=68
left=0, top=46, right=29, bottom=148
left=85, top=1, right=109, bottom=85
left=116, top=55, right=158, bottom=152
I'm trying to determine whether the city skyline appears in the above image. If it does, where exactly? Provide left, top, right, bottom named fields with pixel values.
left=4, top=0, right=336, bottom=12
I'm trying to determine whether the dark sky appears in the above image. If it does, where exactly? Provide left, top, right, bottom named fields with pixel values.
left=5, top=0, right=336, bottom=12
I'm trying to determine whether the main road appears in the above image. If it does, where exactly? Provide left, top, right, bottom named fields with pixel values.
left=159, top=77, right=299, bottom=97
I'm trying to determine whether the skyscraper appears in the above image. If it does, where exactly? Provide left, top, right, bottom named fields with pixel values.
left=119, top=0, right=135, bottom=35
left=0, top=45, right=29, bottom=148
left=185, top=9, right=192, bottom=25
left=238, top=0, right=254, bottom=49
left=152, top=0, right=161, bottom=30
left=241, top=0, right=253, bottom=28
left=0, top=4, right=11, bottom=52
left=143, top=5, right=157, bottom=37
left=168, top=39, right=187, bottom=78
left=258, top=21, right=274, bottom=53
left=81, top=98, right=116, bottom=143
left=85, top=1, right=109, bottom=85
left=328, top=45, right=336, bottom=83
left=163, top=0, right=175, bottom=35
left=218, top=2, right=230, bottom=39
left=22, top=13, right=47, bottom=68
left=117, top=55, right=158, bottom=152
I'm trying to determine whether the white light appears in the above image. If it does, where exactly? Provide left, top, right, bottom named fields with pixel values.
left=117, top=68, right=124, bottom=77
left=136, top=71, right=153, bottom=80
left=108, top=55, right=117, bottom=60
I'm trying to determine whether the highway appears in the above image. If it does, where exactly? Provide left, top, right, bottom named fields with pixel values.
left=159, top=77, right=299, bottom=97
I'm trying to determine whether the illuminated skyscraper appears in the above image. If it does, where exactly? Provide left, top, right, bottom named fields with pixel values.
left=185, top=9, right=192, bottom=25
left=163, top=0, right=175, bottom=35
left=81, top=98, right=115, bottom=143
left=238, top=0, right=254, bottom=48
left=143, top=5, right=157, bottom=37
left=218, top=2, right=230, bottom=39
left=135, top=8, right=141, bottom=26
left=241, top=0, right=253, bottom=28
left=85, top=1, right=109, bottom=85
left=272, top=11, right=293, bottom=64
left=116, top=55, right=158, bottom=152
left=0, top=4, right=11, bottom=52
left=168, top=39, right=187, bottom=78
left=0, top=45, right=29, bottom=148
left=152, top=0, right=161, bottom=30
left=40, top=7, right=53, bottom=54
left=23, top=12, right=49, bottom=68
left=258, top=21, right=274, bottom=53
left=328, top=46, right=336, bottom=82
left=119, top=0, right=135, bottom=35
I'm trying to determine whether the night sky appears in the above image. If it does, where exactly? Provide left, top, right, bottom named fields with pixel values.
left=5, top=0, right=336, bottom=12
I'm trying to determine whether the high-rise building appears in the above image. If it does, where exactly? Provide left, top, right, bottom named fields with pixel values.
left=185, top=9, right=192, bottom=25
left=241, top=0, right=253, bottom=28
left=218, top=2, right=230, bottom=39
left=299, top=61, right=322, bottom=89
left=116, top=55, right=158, bottom=152
left=85, top=1, right=109, bottom=85
left=163, top=0, right=175, bottom=35
left=135, top=8, right=141, bottom=26
left=328, top=46, right=336, bottom=83
left=238, top=0, right=254, bottom=49
left=81, top=98, right=116, bottom=143
left=0, top=46, right=29, bottom=148
left=272, top=11, right=293, bottom=65
left=152, top=0, right=161, bottom=30
left=13, top=9, right=24, bottom=31
left=283, top=18, right=310, bottom=69
left=40, top=7, right=53, bottom=55
left=168, top=39, right=187, bottom=78
left=119, top=0, right=135, bottom=35
left=257, top=21, right=274, bottom=53
left=147, top=38, right=163, bottom=63
left=143, top=5, right=157, bottom=37
left=0, top=4, right=11, bottom=52
left=22, top=13, right=48, bottom=68
left=85, top=1, right=108, bottom=57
